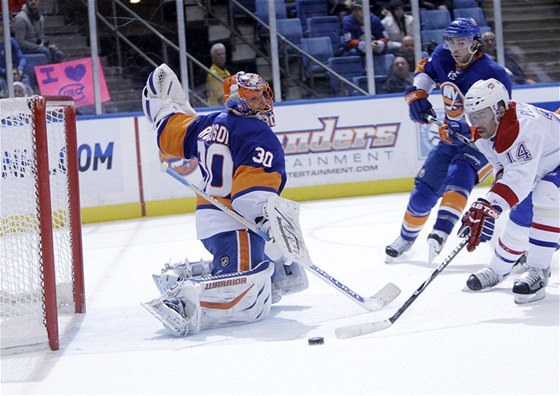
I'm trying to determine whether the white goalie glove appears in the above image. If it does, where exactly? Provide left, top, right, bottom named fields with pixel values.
left=142, top=63, right=197, bottom=127
left=258, top=196, right=312, bottom=266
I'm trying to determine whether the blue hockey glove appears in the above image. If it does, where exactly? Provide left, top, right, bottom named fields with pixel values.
left=458, top=198, right=502, bottom=252
left=404, top=86, right=436, bottom=124
left=438, top=120, right=475, bottom=145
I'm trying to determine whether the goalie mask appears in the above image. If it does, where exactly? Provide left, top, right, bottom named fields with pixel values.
left=224, top=72, right=276, bottom=127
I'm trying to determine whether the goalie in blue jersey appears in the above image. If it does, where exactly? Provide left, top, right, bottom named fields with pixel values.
left=385, top=17, right=512, bottom=264
left=140, top=65, right=308, bottom=336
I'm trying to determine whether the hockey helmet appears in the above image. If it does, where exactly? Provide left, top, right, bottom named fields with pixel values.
left=444, top=17, right=481, bottom=40
left=223, top=72, right=275, bottom=126
left=464, top=78, right=510, bottom=128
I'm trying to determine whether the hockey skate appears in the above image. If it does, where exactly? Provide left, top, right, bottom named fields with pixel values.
left=512, top=266, right=551, bottom=304
left=385, top=236, right=414, bottom=259
left=466, top=267, right=505, bottom=291
left=142, top=297, right=190, bottom=336
left=427, top=231, right=448, bottom=265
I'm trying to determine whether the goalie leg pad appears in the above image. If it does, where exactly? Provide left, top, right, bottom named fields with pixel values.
left=263, top=196, right=311, bottom=266
left=190, top=261, right=273, bottom=331
left=271, top=261, right=309, bottom=303
left=152, top=258, right=213, bottom=294
left=142, top=280, right=202, bottom=336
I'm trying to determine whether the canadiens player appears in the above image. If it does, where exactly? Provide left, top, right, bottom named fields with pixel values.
left=458, top=78, right=559, bottom=304
left=385, top=18, right=512, bottom=264
left=140, top=65, right=308, bottom=336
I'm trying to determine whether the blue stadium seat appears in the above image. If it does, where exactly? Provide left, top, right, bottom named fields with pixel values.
left=351, top=75, right=388, bottom=95
left=420, top=9, right=452, bottom=30
left=277, top=18, right=303, bottom=51
left=307, top=16, right=342, bottom=54
left=256, top=0, right=287, bottom=28
left=301, top=37, right=333, bottom=86
left=421, top=29, right=446, bottom=45
left=453, top=0, right=477, bottom=9
left=327, top=55, right=364, bottom=95
left=295, top=0, right=328, bottom=33
left=231, top=0, right=256, bottom=18
left=453, top=7, right=487, bottom=26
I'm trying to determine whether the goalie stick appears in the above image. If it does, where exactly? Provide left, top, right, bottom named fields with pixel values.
left=335, top=238, right=468, bottom=339
left=425, top=115, right=480, bottom=152
left=163, top=163, right=400, bottom=311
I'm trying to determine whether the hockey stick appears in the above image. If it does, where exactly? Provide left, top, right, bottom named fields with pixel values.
left=335, top=238, right=468, bottom=338
left=425, top=115, right=480, bottom=151
left=163, top=163, right=401, bottom=311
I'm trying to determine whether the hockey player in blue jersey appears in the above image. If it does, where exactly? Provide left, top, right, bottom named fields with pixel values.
left=140, top=65, right=308, bottom=336
left=385, top=18, right=512, bottom=264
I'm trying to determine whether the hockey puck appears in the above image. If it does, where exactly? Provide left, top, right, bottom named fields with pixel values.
left=308, top=336, right=324, bottom=345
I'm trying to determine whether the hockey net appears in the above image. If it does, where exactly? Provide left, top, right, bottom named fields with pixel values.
left=0, top=96, right=85, bottom=351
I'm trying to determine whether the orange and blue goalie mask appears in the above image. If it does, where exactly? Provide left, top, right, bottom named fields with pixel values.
left=224, top=72, right=275, bottom=126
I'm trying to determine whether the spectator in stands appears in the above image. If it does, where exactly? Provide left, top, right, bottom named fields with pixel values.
left=0, top=18, right=33, bottom=97
left=400, top=35, right=417, bottom=70
left=381, top=0, right=414, bottom=53
left=379, top=55, right=413, bottom=93
left=14, top=0, right=64, bottom=64
left=342, top=0, right=388, bottom=55
left=206, top=43, right=231, bottom=107
left=481, top=31, right=536, bottom=85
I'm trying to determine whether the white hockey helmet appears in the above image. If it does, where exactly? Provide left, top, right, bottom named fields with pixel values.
left=464, top=78, right=510, bottom=115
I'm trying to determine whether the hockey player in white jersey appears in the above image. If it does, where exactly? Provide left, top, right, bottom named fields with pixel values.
left=457, top=78, right=559, bottom=304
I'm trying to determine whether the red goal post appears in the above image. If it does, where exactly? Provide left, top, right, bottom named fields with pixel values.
left=1, top=96, right=85, bottom=351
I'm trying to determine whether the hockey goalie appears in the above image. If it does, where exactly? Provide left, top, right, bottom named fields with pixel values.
left=141, top=64, right=309, bottom=336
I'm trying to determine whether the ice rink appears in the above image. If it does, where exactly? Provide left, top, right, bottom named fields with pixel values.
left=2, top=187, right=559, bottom=395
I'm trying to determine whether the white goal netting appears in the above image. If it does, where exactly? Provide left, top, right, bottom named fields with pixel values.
left=1, top=96, right=83, bottom=351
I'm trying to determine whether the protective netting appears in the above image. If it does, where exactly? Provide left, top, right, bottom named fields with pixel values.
left=1, top=97, right=76, bottom=349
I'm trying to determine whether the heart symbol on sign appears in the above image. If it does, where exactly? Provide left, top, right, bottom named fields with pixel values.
left=64, top=64, right=86, bottom=82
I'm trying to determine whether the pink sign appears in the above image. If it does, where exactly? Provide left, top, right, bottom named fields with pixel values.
left=35, top=57, right=111, bottom=107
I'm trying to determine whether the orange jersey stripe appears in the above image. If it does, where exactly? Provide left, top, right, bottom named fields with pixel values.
left=440, top=191, right=468, bottom=212
left=200, top=284, right=254, bottom=309
left=158, top=113, right=197, bottom=158
left=237, top=230, right=251, bottom=272
left=404, top=211, right=429, bottom=228
left=415, top=57, right=427, bottom=74
left=477, top=163, right=493, bottom=183
left=232, top=166, right=283, bottom=197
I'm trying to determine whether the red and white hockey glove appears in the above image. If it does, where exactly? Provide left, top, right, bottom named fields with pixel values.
left=458, top=199, right=502, bottom=252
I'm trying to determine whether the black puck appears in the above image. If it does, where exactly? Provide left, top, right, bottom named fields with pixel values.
left=308, top=336, right=324, bottom=345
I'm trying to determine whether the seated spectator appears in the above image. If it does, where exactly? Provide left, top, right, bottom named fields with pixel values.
left=206, top=43, right=231, bottom=107
left=0, top=18, right=33, bottom=97
left=481, top=31, right=536, bottom=85
left=400, top=35, right=417, bottom=70
left=342, top=0, right=388, bottom=55
left=14, top=0, right=64, bottom=64
left=379, top=55, right=413, bottom=93
left=381, top=0, right=414, bottom=53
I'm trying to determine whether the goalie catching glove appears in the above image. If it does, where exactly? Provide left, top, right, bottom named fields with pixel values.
left=142, top=63, right=197, bottom=127
left=458, top=198, right=502, bottom=252
left=256, top=196, right=312, bottom=266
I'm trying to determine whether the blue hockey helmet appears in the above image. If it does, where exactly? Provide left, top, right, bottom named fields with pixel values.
left=444, top=17, right=481, bottom=40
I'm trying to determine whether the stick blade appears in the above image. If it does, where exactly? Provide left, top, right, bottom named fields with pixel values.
left=335, top=319, right=392, bottom=339
left=363, top=282, right=401, bottom=311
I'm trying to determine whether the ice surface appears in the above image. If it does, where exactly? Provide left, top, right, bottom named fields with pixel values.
left=2, top=188, right=558, bottom=395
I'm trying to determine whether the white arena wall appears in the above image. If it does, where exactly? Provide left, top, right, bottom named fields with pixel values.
left=76, top=84, right=560, bottom=223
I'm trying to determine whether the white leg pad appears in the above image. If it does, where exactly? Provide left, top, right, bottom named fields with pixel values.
left=190, top=261, right=274, bottom=331
left=152, top=259, right=213, bottom=294
left=271, top=261, right=309, bottom=303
